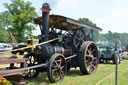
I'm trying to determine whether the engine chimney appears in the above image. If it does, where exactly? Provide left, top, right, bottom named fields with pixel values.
left=41, top=3, right=51, bottom=42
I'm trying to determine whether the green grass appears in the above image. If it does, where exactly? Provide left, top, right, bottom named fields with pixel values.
left=26, top=60, right=128, bottom=85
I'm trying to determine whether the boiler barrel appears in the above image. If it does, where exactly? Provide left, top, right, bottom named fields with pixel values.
left=39, top=44, right=72, bottom=58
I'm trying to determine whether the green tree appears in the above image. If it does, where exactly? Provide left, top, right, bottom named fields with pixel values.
left=0, top=28, right=9, bottom=42
left=79, top=18, right=99, bottom=41
left=0, top=11, right=12, bottom=42
left=98, top=33, right=107, bottom=41
left=79, top=18, right=96, bottom=26
left=4, top=0, right=38, bottom=42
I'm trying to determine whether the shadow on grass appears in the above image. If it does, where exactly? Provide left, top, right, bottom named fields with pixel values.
left=66, top=68, right=82, bottom=77
left=26, top=72, right=51, bottom=85
left=26, top=68, right=85, bottom=84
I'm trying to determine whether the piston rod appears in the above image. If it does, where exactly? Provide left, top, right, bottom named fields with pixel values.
left=65, top=54, right=77, bottom=60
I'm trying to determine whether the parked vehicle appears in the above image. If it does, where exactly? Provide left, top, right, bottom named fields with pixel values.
left=0, top=44, right=12, bottom=52
left=11, top=39, right=39, bottom=55
left=98, top=46, right=123, bottom=64
left=11, top=43, right=26, bottom=55
left=0, top=46, right=6, bottom=52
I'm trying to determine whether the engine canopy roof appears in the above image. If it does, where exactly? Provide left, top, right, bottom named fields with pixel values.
left=34, top=14, right=102, bottom=31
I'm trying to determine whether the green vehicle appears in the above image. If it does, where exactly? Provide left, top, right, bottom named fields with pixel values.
left=98, top=46, right=123, bottom=64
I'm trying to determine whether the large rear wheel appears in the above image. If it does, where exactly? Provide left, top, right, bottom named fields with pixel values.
left=79, top=41, right=98, bottom=74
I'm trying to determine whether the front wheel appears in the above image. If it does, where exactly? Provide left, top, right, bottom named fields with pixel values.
left=47, top=53, right=67, bottom=83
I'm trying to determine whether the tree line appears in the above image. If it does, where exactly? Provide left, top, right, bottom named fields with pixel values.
left=79, top=18, right=128, bottom=47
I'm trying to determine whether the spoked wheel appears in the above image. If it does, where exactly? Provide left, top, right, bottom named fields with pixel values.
left=23, top=53, right=39, bottom=78
left=48, top=53, right=67, bottom=83
left=79, top=41, right=98, bottom=74
left=73, top=29, right=86, bottom=51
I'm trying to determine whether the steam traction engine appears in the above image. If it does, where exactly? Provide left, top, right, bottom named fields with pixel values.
left=24, top=3, right=102, bottom=83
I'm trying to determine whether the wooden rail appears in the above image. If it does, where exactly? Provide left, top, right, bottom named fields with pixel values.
left=0, top=58, right=28, bottom=77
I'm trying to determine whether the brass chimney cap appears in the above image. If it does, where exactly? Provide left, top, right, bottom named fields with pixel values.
left=41, top=3, right=51, bottom=12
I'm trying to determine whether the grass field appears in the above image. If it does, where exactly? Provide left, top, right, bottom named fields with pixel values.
left=26, top=60, right=128, bottom=85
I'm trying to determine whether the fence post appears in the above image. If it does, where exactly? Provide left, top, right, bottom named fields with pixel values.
left=115, top=52, right=118, bottom=85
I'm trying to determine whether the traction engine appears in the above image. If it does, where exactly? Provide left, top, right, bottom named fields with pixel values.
left=24, top=3, right=102, bottom=83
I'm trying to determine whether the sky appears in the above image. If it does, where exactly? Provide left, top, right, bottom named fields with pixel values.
left=0, top=0, right=128, bottom=35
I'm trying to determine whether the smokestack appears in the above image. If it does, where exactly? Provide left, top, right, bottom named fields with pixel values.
left=41, top=3, right=51, bottom=42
